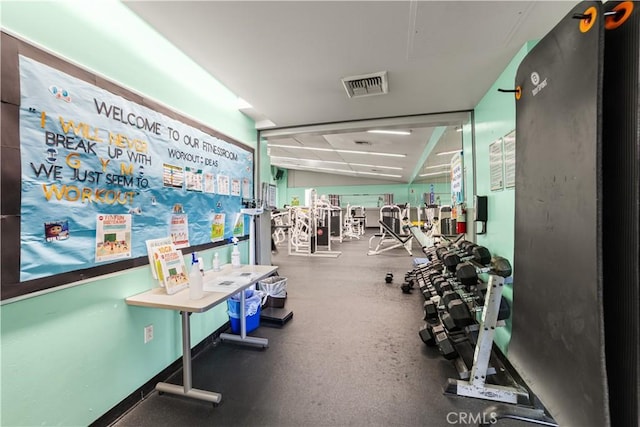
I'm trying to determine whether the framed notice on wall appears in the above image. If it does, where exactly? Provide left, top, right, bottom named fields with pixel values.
left=450, top=152, right=464, bottom=205
left=503, top=130, right=516, bottom=188
left=489, top=138, right=504, bottom=191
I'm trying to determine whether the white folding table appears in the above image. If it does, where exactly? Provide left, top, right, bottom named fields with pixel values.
left=125, top=264, right=278, bottom=404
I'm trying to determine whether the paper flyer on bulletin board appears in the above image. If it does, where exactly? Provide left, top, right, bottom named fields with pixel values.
left=233, top=213, right=245, bottom=237
left=217, top=175, right=230, bottom=195
left=210, top=213, right=226, bottom=242
left=242, top=178, right=251, bottom=198
left=170, top=214, right=190, bottom=248
left=17, top=56, right=253, bottom=281
left=95, top=214, right=131, bottom=262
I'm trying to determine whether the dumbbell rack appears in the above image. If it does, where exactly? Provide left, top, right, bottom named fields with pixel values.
left=408, top=230, right=530, bottom=405
left=444, top=271, right=528, bottom=404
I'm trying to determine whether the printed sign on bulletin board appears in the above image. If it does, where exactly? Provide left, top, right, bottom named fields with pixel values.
left=489, top=138, right=504, bottom=191
left=503, top=130, right=516, bottom=188
left=17, top=55, right=253, bottom=282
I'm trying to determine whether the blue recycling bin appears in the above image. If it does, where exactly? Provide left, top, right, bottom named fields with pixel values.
left=227, top=289, right=262, bottom=334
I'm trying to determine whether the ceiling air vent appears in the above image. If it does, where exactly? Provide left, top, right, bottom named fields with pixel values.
left=341, top=71, right=388, bottom=98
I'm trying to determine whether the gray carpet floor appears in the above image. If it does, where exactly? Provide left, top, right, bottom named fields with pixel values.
left=111, top=232, right=532, bottom=427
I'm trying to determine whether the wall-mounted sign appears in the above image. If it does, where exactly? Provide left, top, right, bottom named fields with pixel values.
left=503, top=130, right=516, bottom=188
left=489, top=138, right=504, bottom=191
left=450, top=152, right=464, bottom=205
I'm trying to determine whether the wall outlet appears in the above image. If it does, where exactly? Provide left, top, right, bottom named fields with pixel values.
left=144, top=324, right=154, bottom=344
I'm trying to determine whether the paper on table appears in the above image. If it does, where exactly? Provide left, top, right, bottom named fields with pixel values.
left=202, top=271, right=263, bottom=292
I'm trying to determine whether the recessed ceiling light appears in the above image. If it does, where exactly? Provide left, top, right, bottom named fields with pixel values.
left=276, top=164, right=402, bottom=178
left=270, top=156, right=403, bottom=170
left=367, top=129, right=412, bottom=135
left=267, top=144, right=406, bottom=158
left=418, top=171, right=450, bottom=177
left=436, top=149, right=462, bottom=156
left=424, top=163, right=450, bottom=169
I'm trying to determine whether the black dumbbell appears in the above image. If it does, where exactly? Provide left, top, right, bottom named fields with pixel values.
left=400, top=282, right=412, bottom=294
left=464, top=243, right=479, bottom=256
left=422, top=289, right=435, bottom=300
left=447, top=299, right=475, bottom=328
left=435, top=247, right=449, bottom=260
left=427, top=270, right=442, bottom=283
left=433, top=325, right=458, bottom=359
left=459, top=241, right=474, bottom=252
left=422, top=287, right=437, bottom=300
left=443, top=253, right=461, bottom=272
left=432, top=277, right=447, bottom=294
left=419, top=323, right=436, bottom=346
left=492, top=256, right=512, bottom=278
left=418, top=277, right=429, bottom=288
left=430, top=259, right=444, bottom=268
left=439, top=282, right=453, bottom=295
left=442, top=290, right=461, bottom=307
left=472, top=246, right=492, bottom=266
left=441, top=312, right=459, bottom=332
left=455, top=262, right=478, bottom=289
left=423, top=300, right=438, bottom=321
left=385, top=272, right=393, bottom=283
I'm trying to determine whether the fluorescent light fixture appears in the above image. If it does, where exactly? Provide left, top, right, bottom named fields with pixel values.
left=418, top=171, right=450, bottom=177
left=436, top=149, right=462, bottom=156
left=267, top=144, right=406, bottom=158
left=271, top=163, right=401, bottom=178
left=424, top=163, right=450, bottom=169
left=455, top=127, right=463, bottom=132
left=367, top=129, right=412, bottom=135
left=270, top=156, right=402, bottom=170
left=348, top=162, right=402, bottom=170
left=308, top=166, right=401, bottom=178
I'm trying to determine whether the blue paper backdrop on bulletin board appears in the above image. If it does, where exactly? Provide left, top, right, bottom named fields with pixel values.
left=18, top=56, right=253, bottom=281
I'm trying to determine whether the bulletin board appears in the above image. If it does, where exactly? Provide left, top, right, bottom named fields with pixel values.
left=0, top=33, right=254, bottom=300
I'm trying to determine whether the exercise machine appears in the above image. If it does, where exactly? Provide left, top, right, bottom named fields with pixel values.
left=367, top=218, right=413, bottom=256
left=343, top=204, right=365, bottom=239
left=379, top=204, right=410, bottom=235
left=271, top=210, right=290, bottom=247
left=287, top=189, right=341, bottom=258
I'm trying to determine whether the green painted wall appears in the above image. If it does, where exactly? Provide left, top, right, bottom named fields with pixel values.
left=1, top=2, right=256, bottom=426
left=472, top=41, right=537, bottom=354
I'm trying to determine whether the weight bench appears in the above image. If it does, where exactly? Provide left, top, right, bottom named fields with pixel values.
left=367, top=220, right=413, bottom=256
